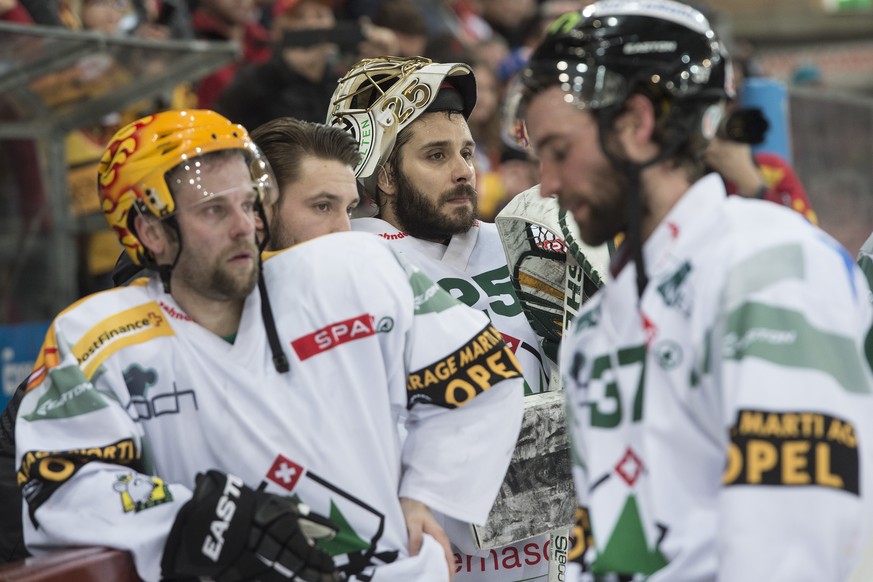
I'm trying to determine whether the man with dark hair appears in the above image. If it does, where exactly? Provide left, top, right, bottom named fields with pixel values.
left=511, top=1, right=873, bottom=579
left=329, top=56, right=549, bottom=398
left=329, top=56, right=556, bottom=582
left=251, top=117, right=360, bottom=249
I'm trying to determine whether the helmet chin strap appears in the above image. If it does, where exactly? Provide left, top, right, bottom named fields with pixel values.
left=157, top=218, right=184, bottom=294
left=595, top=104, right=686, bottom=300
left=255, top=201, right=290, bottom=374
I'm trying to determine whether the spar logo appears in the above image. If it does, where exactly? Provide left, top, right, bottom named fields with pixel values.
left=291, top=314, right=376, bottom=361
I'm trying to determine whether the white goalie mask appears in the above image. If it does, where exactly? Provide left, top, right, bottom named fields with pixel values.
left=326, top=56, right=477, bottom=201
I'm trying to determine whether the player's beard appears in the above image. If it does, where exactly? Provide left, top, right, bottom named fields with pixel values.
left=393, top=168, right=478, bottom=241
left=574, top=163, right=631, bottom=247
left=267, top=215, right=294, bottom=251
left=176, top=243, right=259, bottom=302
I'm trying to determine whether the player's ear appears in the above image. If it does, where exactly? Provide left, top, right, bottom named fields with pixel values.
left=614, top=94, right=657, bottom=162
left=376, top=165, right=396, bottom=198
left=135, top=214, right=168, bottom=257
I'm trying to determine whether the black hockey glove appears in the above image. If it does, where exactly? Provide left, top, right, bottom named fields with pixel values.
left=161, top=470, right=340, bottom=582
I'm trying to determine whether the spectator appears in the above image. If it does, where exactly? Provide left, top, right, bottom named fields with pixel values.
left=59, top=0, right=134, bottom=33
left=215, top=0, right=396, bottom=129
left=705, top=135, right=818, bottom=224
left=468, top=59, right=538, bottom=220
left=18, top=0, right=61, bottom=24
left=514, top=1, right=873, bottom=579
left=191, top=0, right=271, bottom=108
left=704, top=44, right=818, bottom=224
left=0, top=0, right=34, bottom=22
left=56, top=0, right=197, bottom=293
left=130, top=0, right=194, bottom=41
left=477, top=0, right=538, bottom=49
left=371, top=0, right=429, bottom=57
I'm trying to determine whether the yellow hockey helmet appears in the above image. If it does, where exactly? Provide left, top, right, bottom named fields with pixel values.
left=98, top=110, right=275, bottom=267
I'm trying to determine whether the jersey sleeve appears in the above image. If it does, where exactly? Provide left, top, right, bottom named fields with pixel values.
left=389, top=249, right=526, bottom=525
left=709, top=234, right=873, bottom=579
left=15, top=308, right=191, bottom=582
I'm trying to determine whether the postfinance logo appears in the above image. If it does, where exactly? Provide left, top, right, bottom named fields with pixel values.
left=73, top=302, right=174, bottom=379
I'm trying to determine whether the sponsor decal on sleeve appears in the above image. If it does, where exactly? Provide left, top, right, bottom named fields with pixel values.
left=409, top=270, right=460, bottom=314
left=723, top=409, right=859, bottom=494
left=406, top=324, right=522, bottom=409
left=22, top=363, right=107, bottom=422
left=17, top=438, right=143, bottom=523
left=113, top=471, right=173, bottom=512
left=291, top=314, right=376, bottom=361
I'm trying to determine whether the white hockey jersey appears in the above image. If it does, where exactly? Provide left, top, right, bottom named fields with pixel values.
left=561, top=174, right=873, bottom=581
left=15, top=232, right=524, bottom=582
left=352, top=218, right=548, bottom=396
left=352, top=218, right=553, bottom=582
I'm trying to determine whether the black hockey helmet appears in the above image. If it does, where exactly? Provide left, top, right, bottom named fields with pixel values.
left=506, top=0, right=734, bottom=154
left=505, top=0, right=735, bottom=299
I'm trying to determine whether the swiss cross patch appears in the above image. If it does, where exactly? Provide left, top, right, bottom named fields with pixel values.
left=267, top=455, right=305, bottom=492
left=500, top=331, right=520, bottom=353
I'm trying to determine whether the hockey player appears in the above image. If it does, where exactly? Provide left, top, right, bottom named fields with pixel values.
left=509, top=1, right=873, bottom=579
left=250, top=117, right=361, bottom=250
left=327, top=56, right=559, bottom=582
left=328, top=56, right=549, bottom=398
left=0, top=117, right=363, bottom=564
left=12, top=110, right=524, bottom=581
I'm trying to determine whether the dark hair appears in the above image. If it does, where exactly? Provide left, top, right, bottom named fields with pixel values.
left=250, top=118, right=361, bottom=205
left=372, top=0, right=427, bottom=37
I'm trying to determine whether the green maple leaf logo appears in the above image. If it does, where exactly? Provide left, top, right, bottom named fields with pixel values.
left=318, top=499, right=371, bottom=556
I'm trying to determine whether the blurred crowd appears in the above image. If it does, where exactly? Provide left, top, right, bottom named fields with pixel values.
left=2, top=0, right=821, bottom=295
left=2, top=0, right=582, bottom=292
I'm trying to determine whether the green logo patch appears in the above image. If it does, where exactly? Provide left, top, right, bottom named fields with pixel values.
left=24, top=364, right=107, bottom=421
